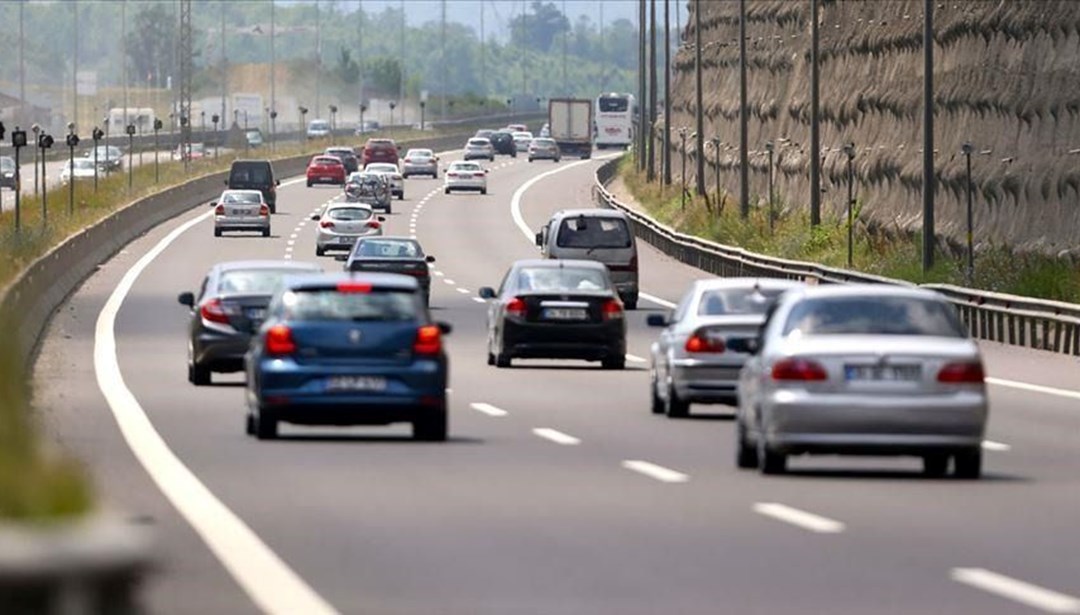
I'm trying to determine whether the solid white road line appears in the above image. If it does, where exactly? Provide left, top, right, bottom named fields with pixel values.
left=951, top=568, right=1080, bottom=613
left=456, top=287, right=470, bottom=294
left=433, top=271, right=445, bottom=277
left=472, top=297, right=486, bottom=303
left=982, top=440, right=1012, bottom=452
left=94, top=210, right=338, bottom=615
left=532, top=428, right=581, bottom=446
left=621, top=460, right=689, bottom=483
left=986, top=377, right=1080, bottom=401
left=640, top=292, right=677, bottom=309
left=509, top=153, right=621, bottom=243
left=470, top=402, right=509, bottom=417
left=626, top=354, right=647, bottom=363
left=753, top=503, right=845, bottom=534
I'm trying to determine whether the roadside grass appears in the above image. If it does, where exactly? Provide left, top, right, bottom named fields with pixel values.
left=619, top=156, right=1080, bottom=302
left=0, top=124, right=478, bottom=521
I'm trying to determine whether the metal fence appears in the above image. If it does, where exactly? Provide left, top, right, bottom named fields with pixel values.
left=593, top=158, right=1080, bottom=356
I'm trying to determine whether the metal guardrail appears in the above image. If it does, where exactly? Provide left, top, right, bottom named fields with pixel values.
left=593, top=157, right=1080, bottom=356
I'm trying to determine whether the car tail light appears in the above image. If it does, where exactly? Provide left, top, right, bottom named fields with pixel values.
left=414, top=324, right=442, bottom=356
left=473, top=172, right=485, bottom=178
left=259, top=204, right=270, bottom=216
left=685, top=331, right=725, bottom=353
left=265, top=324, right=296, bottom=356
left=771, top=358, right=828, bottom=381
left=937, top=361, right=985, bottom=383
left=506, top=297, right=527, bottom=319
left=214, top=204, right=225, bottom=215
left=199, top=298, right=233, bottom=324
left=320, top=220, right=335, bottom=228
left=366, top=221, right=381, bottom=230
left=404, top=158, right=412, bottom=163
left=628, top=255, right=638, bottom=272
left=601, top=298, right=624, bottom=321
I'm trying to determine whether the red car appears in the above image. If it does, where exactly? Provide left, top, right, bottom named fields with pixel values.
left=362, top=138, right=400, bottom=166
left=306, top=155, right=346, bottom=187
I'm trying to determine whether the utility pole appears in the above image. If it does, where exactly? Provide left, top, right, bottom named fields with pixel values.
left=809, top=0, right=822, bottom=226
left=638, top=0, right=646, bottom=171
left=271, top=0, right=276, bottom=131
left=441, top=0, right=447, bottom=121
left=922, top=0, right=935, bottom=271
left=73, top=2, right=79, bottom=128
left=647, top=0, right=657, bottom=182
left=399, top=0, right=405, bottom=122
left=180, top=0, right=192, bottom=162
left=122, top=0, right=128, bottom=130
left=663, top=0, right=671, bottom=185
left=738, top=0, right=749, bottom=217
left=315, top=0, right=321, bottom=117
left=221, top=1, right=227, bottom=130
left=694, top=0, right=705, bottom=195
left=19, top=0, right=25, bottom=125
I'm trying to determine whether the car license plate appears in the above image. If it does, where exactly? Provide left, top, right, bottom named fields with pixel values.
left=845, top=365, right=921, bottom=381
left=245, top=308, right=266, bottom=321
left=229, top=208, right=243, bottom=216
left=543, top=308, right=588, bottom=321
left=326, top=375, right=388, bottom=392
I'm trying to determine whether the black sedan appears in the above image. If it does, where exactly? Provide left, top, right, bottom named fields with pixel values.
left=341, top=237, right=435, bottom=305
left=489, top=131, right=517, bottom=157
left=479, top=259, right=626, bottom=369
left=177, top=260, right=322, bottom=385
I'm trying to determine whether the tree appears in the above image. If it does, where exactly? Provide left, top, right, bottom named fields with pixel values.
left=335, top=48, right=360, bottom=85
left=362, top=57, right=402, bottom=97
left=509, top=1, right=570, bottom=52
left=124, top=3, right=180, bottom=89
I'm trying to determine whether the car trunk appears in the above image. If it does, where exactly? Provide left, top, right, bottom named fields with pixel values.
left=218, top=294, right=275, bottom=334
left=289, top=321, right=417, bottom=366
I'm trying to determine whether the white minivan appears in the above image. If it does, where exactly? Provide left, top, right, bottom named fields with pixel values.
left=535, top=209, right=639, bottom=309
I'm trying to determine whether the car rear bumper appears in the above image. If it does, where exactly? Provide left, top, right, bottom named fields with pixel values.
left=445, top=179, right=485, bottom=191
left=308, top=175, right=344, bottom=184
left=671, top=360, right=744, bottom=403
left=760, top=389, right=988, bottom=454
left=503, top=320, right=625, bottom=360
left=194, top=332, right=252, bottom=372
left=403, top=164, right=437, bottom=175
left=529, top=151, right=559, bottom=159
left=214, top=216, right=269, bottom=231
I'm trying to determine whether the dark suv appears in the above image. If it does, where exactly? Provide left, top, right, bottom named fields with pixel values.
left=362, top=139, right=400, bottom=167
left=489, top=131, right=517, bottom=157
left=324, top=147, right=359, bottom=174
left=226, top=160, right=280, bottom=213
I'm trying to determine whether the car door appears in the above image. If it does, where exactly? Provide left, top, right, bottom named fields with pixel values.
left=488, top=269, right=514, bottom=353
left=655, top=290, right=694, bottom=398
left=738, top=302, right=780, bottom=432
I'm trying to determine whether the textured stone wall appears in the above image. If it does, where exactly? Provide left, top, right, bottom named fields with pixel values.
left=666, top=0, right=1080, bottom=254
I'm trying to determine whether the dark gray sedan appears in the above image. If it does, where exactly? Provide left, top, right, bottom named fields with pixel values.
left=341, top=237, right=435, bottom=306
left=177, top=260, right=322, bottom=385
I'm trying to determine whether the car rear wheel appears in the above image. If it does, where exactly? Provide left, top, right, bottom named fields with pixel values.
left=602, top=355, right=626, bottom=370
left=188, top=362, right=211, bottom=386
left=665, top=384, right=690, bottom=418
left=413, top=409, right=448, bottom=442
left=316, top=246, right=325, bottom=256
left=213, top=228, right=222, bottom=237
left=758, top=440, right=786, bottom=475
left=480, top=188, right=487, bottom=195
left=444, top=187, right=451, bottom=194
left=954, top=449, right=982, bottom=479
left=398, top=192, right=404, bottom=201
left=650, top=376, right=664, bottom=414
left=254, top=408, right=278, bottom=440
left=494, top=349, right=512, bottom=368
left=736, top=422, right=758, bottom=469
left=245, top=413, right=255, bottom=436
left=922, top=454, right=949, bottom=477
left=262, top=228, right=270, bottom=238
left=306, top=180, right=312, bottom=187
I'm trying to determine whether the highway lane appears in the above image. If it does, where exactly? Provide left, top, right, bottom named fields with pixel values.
left=33, top=146, right=1080, bottom=614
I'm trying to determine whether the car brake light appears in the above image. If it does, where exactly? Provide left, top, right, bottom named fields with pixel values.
left=404, top=158, right=412, bottom=163
left=414, top=325, right=442, bottom=356
left=506, top=297, right=527, bottom=318
left=366, top=221, right=381, bottom=229
left=320, top=220, right=335, bottom=228
left=771, top=358, right=828, bottom=381
left=473, top=172, right=485, bottom=178
left=337, top=281, right=373, bottom=293
left=199, top=298, right=232, bottom=324
left=214, top=204, right=225, bottom=215
left=265, top=324, right=296, bottom=356
left=259, top=204, right=270, bottom=216
left=937, top=361, right=985, bottom=383
left=602, top=298, right=624, bottom=320
left=685, top=330, right=725, bottom=353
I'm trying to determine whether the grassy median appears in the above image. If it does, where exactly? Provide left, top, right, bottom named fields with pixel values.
left=619, top=156, right=1080, bottom=303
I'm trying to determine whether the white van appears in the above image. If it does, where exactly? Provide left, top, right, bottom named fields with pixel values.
left=535, top=209, right=639, bottom=309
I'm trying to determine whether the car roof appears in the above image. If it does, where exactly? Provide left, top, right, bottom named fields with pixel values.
left=213, top=260, right=322, bottom=273
left=221, top=189, right=264, bottom=197
left=784, top=283, right=938, bottom=302
left=325, top=147, right=354, bottom=154
left=511, top=259, right=609, bottom=271
left=284, top=272, right=419, bottom=291
left=326, top=202, right=374, bottom=210
left=553, top=208, right=629, bottom=220
left=231, top=159, right=272, bottom=167
left=691, top=277, right=805, bottom=292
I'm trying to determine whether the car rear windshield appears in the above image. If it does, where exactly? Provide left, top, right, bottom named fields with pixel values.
left=599, top=96, right=630, bottom=112
left=782, top=296, right=967, bottom=338
left=556, top=216, right=632, bottom=249
left=221, top=192, right=262, bottom=204
left=314, top=157, right=341, bottom=165
left=468, top=139, right=489, bottom=146
left=407, top=150, right=432, bottom=157
left=451, top=163, right=481, bottom=172
left=285, top=289, right=417, bottom=322
left=328, top=207, right=373, bottom=221
left=218, top=269, right=311, bottom=295
left=355, top=239, right=422, bottom=258
left=230, top=164, right=271, bottom=184
left=698, top=288, right=788, bottom=316
left=516, top=267, right=610, bottom=292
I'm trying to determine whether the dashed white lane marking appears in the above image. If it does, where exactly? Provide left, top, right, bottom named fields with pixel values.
left=621, top=460, right=689, bottom=483
left=287, top=240, right=295, bottom=246
left=951, top=568, right=1080, bottom=613
left=986, top=377, right=1080, bottom=401
left=472, top=297, right=486, bottom=304
left=456, top=287, right=470, bottom=294
left=94, top=208, right=339, bottom=615
left=284, top=254, right=293, bottom=260
left=982, top=440, right=1012, bottom=452
left=443, top=279, right=456, bottom=285
left=533, top=428, right=582, bottom=446
left=470, top=402, right=509, bottom=417
left=434, top=271, right=445, bottom=277
left=640, top=292, right=677, bottom=309
left=753, top=503, right=846, bottom=534
left=626, top=354, right=647, bottom=363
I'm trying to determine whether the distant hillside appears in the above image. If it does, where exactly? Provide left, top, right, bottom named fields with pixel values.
left=667, top=0, right=1080, bottom=254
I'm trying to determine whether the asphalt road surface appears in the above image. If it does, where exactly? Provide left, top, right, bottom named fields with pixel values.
left=34, top=147, right=1080, bottom=614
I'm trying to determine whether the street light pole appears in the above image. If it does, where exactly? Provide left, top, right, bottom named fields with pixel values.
left=844, top=142, right=856, bottom=268
left=738, top=0, right=749, bottom=218
left=66, top=123, right=78, bottom=215
left=153, top=119, right=162, bottom=182
left=420, top=101, right=426, bottom=132
left=31, top=124, right=40, bottom=197
left=662, top=0, right=671, bottom=186
left=212, top=114, right=219, bottom=159
left=962, top=142, right=974, bottom=284
left=766, top=141, right=775, bottom=233
left=693, top=0, right=705, bottom=195
left=11, top=127, right=26, bottom=233
left=298, top=107, right=308, bottom=145
left=710, top=136, right=721, bottom=206
left=922, top=0, right=936, bottom=271
left=91, top=126, right=102, bottom=191
left=389, top=101, right=397, bottom=133
left=270, top=110, right=277, bottom=152
left=126, top=123, right=135, bottom=189
left=809, top=0, right=822, bottom=227
left=647, top=0, right=657, bottom=182
left=39, top=132, right=53, bottom=226
left=328, top=105, right=337, bottom=144
left=679, top=127, right=688, bottom=209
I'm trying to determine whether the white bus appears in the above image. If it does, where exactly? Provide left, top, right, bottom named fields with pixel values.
left=594, top=93, right=636, bottom=149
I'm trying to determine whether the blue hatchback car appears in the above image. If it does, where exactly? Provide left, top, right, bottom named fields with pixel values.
left=244, top=273, right=451, bottom=441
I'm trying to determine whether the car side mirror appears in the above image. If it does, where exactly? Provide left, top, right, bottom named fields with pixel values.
left=223, top=179, right=228, bottom=185
left=478, top=287, right=496, bottom=299
left=646, top=314, right=668, bottom=327
left=377, top=216, right=386, bottom=222
left=425, top=255, right=436, bottom=263
left=726, top=336, right=760, bottom=355
left=310, top=214, right=320, bottom=220
left=484, top=169, right=490, bottom=174
left=276, top=179, right=281, bottom=186
left=208, top=201, right=217, bottom=208
left=436, top=321, right=453, bottom=335
left=534, top=232, right=543, bottom=247
left=177, top=292, right=195, bottom=308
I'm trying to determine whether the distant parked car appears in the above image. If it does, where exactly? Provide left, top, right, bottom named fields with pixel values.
left=355, top=120, right=381, bottom=135
left=60, top=158, right=99, bottom=184
left=245, top=129, right=264, bottom=148
left=306, top=119, right=331, bottom=139
left=173, top=142, right=206, bottom=161
left=85, top=145, right=123, bottom=171
left=0, top=156, right=17, bottom=190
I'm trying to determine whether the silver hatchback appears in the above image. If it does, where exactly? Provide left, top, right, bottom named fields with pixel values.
left=213, top=190, right=270, bottom=237
left=733, top=285, right=989, bottom=478
left=312, top=203, right=384, bottom=256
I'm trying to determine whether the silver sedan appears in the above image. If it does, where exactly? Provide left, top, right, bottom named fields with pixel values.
left=312, top=203, right=384, bottom=256
left=402, top=148, right=439, bottom=178
left=648, top=278, right=804, bottom=418
left=213, top=190, right=270, bottom=237
left=733, top=285, right=988, bottom=478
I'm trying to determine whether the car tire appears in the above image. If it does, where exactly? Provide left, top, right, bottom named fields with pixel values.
left=758, top=440, right=786, bottom=475
left=922, top=454, right=949, bottom=477
left=254, top=408, right=278, bottom=440
left=480, top=188, right=487, bottom=195
left=528, top=158, right=533, bottom=163
left=316, top=246, right=325, bottom=257
left=245, top=413, right=255, bottom=436
left=623, top=295, right=638, bottom=310
left=402, top=173, right=409, bottom=179
left=487, top=351, right=495, bottom=366
left=398, top=192, right=404, bottom=201
left=736, top=422, right=759, bottom=469
left=444, top=187, right=451, bottom=194
left=432, top=172, right=438, bottom=179
left=602, top=355, right=626, bottom=370
left=385, top=203, right=393, bottom=214
left=650, top=376, right=664, bottom=414
left=270, top=204, right=276, bottom=214
left=306, top=180, right=312, bottom=187
left=262, top=228, right=271, bottom=238
left=554, top=158, right=561, bottom=163
left=213, top=228, right=222, bottom=237
left=665, top=384, right=690, bottom=418
left=954, top=449, right=982, bottom=479
left=413, top=408, right=448, bottom=442
left=495, top=350, right=512, bottom=368
left=188, top=362, right=211, bottom=386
